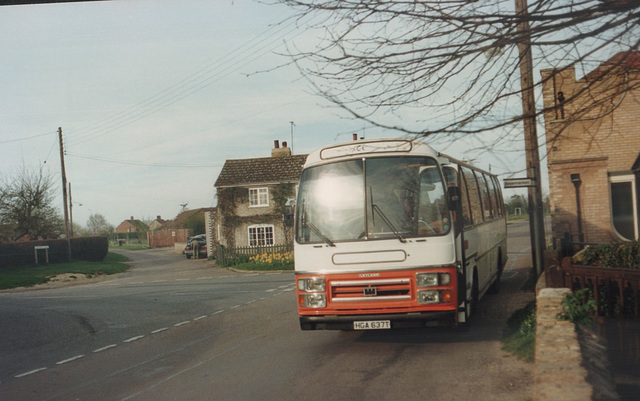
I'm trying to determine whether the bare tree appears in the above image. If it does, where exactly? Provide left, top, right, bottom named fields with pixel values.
left=0, top=167, right=64, bottom=241
left=277, top=0, right=640, bottom=142
left=86, top=213, right=114, bottom=237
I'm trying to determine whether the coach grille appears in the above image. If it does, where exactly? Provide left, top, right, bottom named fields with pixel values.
left=330, top=278, right=411, bottom=303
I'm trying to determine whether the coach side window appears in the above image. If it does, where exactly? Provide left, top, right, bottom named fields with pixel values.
left=461, top=167, right=483, bottom=225
left=475, top=171, right=493, bottom=220
left=488, top=175, right=503, bottom=216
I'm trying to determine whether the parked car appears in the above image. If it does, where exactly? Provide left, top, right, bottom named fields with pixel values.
left=184, top=234, right=207, bottom=259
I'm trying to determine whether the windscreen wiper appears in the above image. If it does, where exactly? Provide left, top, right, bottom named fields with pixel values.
left=301, top=199, right=336, bottom=247
left=370, top=189, right=406, bottom=243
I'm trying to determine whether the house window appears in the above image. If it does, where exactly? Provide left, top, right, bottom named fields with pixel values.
left=249, top=187, right=269, bottom=207
left=248, top=224, right=274, bottom=247
left=610, top=175, right=638, bottom=241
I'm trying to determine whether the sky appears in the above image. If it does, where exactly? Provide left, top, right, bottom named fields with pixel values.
left=0, top=0, right=538, bottom=228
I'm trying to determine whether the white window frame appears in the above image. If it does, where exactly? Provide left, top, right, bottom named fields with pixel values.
left=249, top=187, right=269, bottom=207
left=248, top=224, right=275, bottom=247
left=609, top=174, right=639, bottom=241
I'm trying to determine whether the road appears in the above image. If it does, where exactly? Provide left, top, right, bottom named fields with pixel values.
left=0, top=221, right=535, bottom=400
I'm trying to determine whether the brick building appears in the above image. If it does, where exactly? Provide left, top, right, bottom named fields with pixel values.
left=115, top=216, right=149, bottom=234
left=542, top=52, right=640, bottom=248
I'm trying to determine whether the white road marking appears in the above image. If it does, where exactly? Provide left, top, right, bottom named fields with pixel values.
left=265, top=289, right=277, bottom=292
left=231, top=304, right=241, bottom=309
left=176, top=278, right=191, bottom=281
left=193, top=315, right=207, bottom=321
left=93, top=344, right=118, bottom=353
left=174, top=321, right=190, bottom=327
left=123, top=335, right=145, bottom=343
left=151, top=327, right=169, bottom=334
left=56, top=355, right=85, bottom=365
left=212, top=310, right=224, bottom=315
left=15, top=367, right=47, bottom=378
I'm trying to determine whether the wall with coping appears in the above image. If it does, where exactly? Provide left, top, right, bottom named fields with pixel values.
left=534, top=287, right=593, bottom=400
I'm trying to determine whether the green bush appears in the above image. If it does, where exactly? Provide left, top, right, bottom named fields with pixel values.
left=581, top=241, right=640, bottom=269
left=557, top=288, right=596, bottom=324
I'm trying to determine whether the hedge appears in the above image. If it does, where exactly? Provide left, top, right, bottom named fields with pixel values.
left=581, top=241, right=640, bottom=269
left=0, top=236, right=109, bottom=268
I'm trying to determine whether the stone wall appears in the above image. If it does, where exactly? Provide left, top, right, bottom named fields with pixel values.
left=534, top=287, right=593, bottom=400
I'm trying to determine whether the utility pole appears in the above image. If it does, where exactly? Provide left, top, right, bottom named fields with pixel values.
left=58, top=127, right=71, bottom=261
left=515, top=0, right=546, bottom=276
left=289, top=121, right=295, bottom=154
left=69, top=182, right=74, bottom=238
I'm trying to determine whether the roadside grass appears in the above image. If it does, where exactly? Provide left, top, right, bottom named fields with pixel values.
left=0, top=252, right=130, bottom=290
left=502, top=300, right=536, bottom=362
left=112, top=243, right=150, bottom=251
left=230, top=261, right=294, bottom=271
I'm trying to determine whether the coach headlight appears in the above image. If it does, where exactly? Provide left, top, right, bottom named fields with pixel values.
left=416, top=272, right=450, bottom=287
left=417, top=290, right=440, bottom=304
left=297, top=277, right=325, bottom=292
left=299, top=293, right=326, bottom=308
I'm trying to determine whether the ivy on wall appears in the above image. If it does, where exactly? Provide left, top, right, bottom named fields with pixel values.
left=216, top=183, right=297, bottom=247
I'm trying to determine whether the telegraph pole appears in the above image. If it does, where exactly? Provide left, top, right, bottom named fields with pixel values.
left=58, top=127, right=71, bottom=261
left=515, top=0, right=546, bottom=276
left=69, top=182, right=74, bottom=238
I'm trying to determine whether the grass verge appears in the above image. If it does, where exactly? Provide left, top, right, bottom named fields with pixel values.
left=502, top=300, right=536, bottom=362
left=0, top=252, right=130, bottom=290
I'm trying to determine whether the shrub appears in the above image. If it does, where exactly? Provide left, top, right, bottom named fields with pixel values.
left=557, top=288, right=596, bottom=324
left=581, top=241, right=640, bottom=269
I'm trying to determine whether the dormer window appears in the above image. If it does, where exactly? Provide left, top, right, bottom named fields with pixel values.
left=249, top=187, right=269, bottom=207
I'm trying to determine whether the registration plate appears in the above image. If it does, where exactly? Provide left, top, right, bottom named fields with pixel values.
left=353, top=320, right=391, bottom=330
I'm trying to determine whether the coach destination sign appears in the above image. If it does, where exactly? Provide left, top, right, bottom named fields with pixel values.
left=503, top=178, right=536, bottom=188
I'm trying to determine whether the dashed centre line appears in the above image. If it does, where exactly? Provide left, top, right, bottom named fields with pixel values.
left=56, top=355, right=85, bottom=365
left=123, top=335, right=145, bottom=343
left=93, top=344, right=118, bottom=353
left=15, top=368, right=47, bottom=378
left=174, top=321, right=191, bottom=327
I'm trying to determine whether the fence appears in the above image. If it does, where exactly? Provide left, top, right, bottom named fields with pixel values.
left=147, top=229, right=191, bottom=248
left=217, top=244, right=292, bottom=267
left=547, top=257, right=640, bottom=318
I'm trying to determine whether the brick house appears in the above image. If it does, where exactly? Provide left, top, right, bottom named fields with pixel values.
left=115, top=216, right=149, bottom=234
left=214, top=141, right=307, bottom=249
left=148, top=216, right=166, bottom=231
left=541, top=52, right=640, bottom=248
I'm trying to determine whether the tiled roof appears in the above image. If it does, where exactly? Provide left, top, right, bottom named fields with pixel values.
left=214, top=154, right=308, bottom=188
left=162, top=208, right=215, bottom=229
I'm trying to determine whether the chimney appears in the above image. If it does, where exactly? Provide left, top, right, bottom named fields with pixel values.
left=130, top=216, right=134, bottom=221
left=157, top=215, right=161, bottom=221
left=272, top=139, right=292, bottom=158
left=353, top=134, right=358, bottom=141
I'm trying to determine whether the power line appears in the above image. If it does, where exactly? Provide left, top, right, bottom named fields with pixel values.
left=65, top=14, right=316, bottom=148
left=66, top=152, right=224, bottom=168
left=0, top=130, right=57, bottom=145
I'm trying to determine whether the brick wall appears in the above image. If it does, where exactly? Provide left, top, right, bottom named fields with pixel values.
left=541, top=61, right=640, bottom=246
